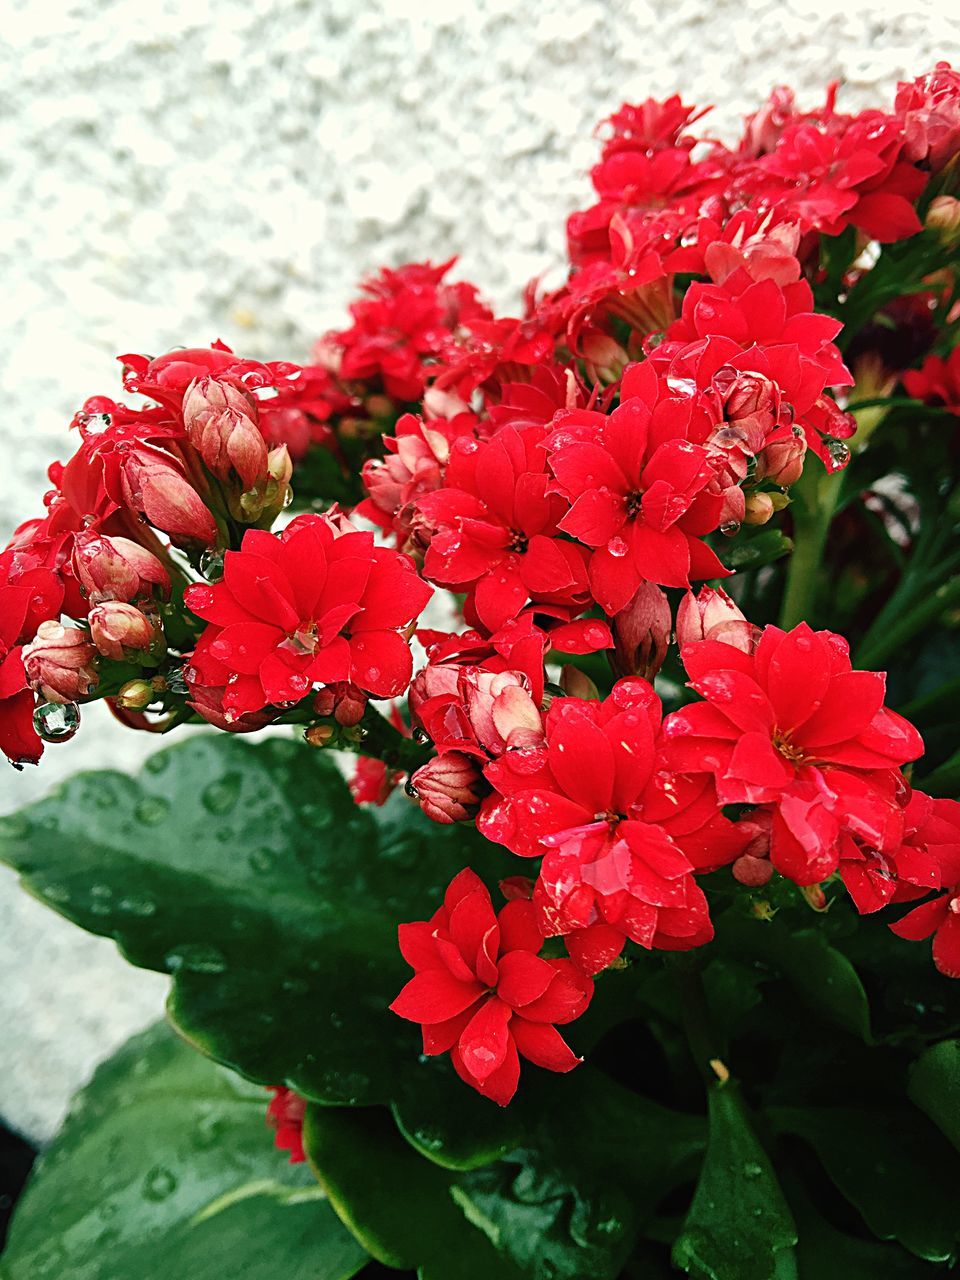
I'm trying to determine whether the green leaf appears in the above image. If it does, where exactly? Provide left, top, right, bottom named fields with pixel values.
left=718, top=913, right=871, bottom=1043
left=770, top=1106, right=960, bottom=1263
left=672, top=1084, right=796, bottom=1280
left=909, top=1039, right=960, bottom=1154
left=303, top=1105, right=524, bottom=1280
left=0, top=736, right=512, bottom=1110
left=0, top=1022, right=368, bottom=1280
left=784, top=1173, right=933, bottom=1280
left=723, top=529, right=793, bottom=572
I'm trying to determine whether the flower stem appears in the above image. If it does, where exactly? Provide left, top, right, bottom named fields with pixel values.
left=671, top=954, right=726, bottom=1085
left=778, top=464, right=840, bottom=630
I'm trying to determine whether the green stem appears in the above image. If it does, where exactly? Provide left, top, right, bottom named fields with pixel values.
left=778, top=465, right=841, bottom=630
left=671, top=955, right=725, bottom=1085
left=351, top=706, right=432, bottom=771
left=856, top=575, right=960, bottom=669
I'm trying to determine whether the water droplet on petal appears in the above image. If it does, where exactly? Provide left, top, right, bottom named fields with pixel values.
left=607, top=536, right=629, bottom=558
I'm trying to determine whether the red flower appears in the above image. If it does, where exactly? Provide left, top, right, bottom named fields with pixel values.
left=184, top=513, right=431, bottom=720
left=839, top=788, right=949, bottom=915
left=416, top=425, right=591, bottom=632
left=745, top=112, right=926, bottom=242
left=323, top=259, right=492, bottom=403
left=896, top=62, right=960, bottom=173
left=0, top=582, right=44, bottom=766
left=545, top=362, right=729, bottom=613
left=889, top=797, right=960, bottom=977
left=479, top=680, right=745, bottom=973
left=391, top=869, right=593, bottom=1105
left=662, top=623, right=924, bottom=886
left=903, top=347, right=960, bottom=415
left=266, top=1087, right=306, bottom=1164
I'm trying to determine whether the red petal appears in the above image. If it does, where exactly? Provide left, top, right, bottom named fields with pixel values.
left=390, top=970, right=485, bottom=1023
left=511, top=1019, right=582, bottom=1072
left=890, top=895, right=949, bottom=942
left=497, top=899, right=544, bottom=953
left=765, top=624, right=831, bottom=732
left=458, top=996, right=512, bottom=1081
left=565, top=922, right=625, bottom=975
left=496, top=951, right=556, bottom=1008
left=398, top=921, right=443, bottom=971
left=348, top=630, right=413, bottom=698
left=932, top=910, right=960, bottom=979
left=452, top=1034, right=520, bottom=1106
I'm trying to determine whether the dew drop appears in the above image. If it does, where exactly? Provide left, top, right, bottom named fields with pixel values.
left=142, top=1166, right=177, bottom=1202
left=248, top=847, right=277, bottom=875
left=135, top=795, right=170, bottom=826
left=33, top=701, right=80, bottom=743
left=719, top=520, right=741, bottom=536
left=165, top=943, right=227, bottom=974
left=607, top=536, right=629, bottom=558
left=202, top=774, right=242, bottom=814
left=199, top=549, right=225, bottom=582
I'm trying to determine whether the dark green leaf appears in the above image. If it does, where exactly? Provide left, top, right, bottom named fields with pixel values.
left=717, top=913, right=871, bottom=1042
left=908, top=1039, right=960, bottom=1154
left=723, top=529, right=793, bottom=572
left=672, top=1084, right=796, bottom=1280
left=0, top=736, right=511, bottom=1110
left=303, top=1105, right=524, bottom=1280
left=0, top=1022, right=368, bottom=1280
left=770, top=1106, right=960, bottom=1262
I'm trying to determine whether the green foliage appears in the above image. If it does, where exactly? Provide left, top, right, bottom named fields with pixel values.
left=0, top=1023, right=368, bottom=1280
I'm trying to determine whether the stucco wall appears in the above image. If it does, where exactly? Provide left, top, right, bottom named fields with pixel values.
left=1, top=0, right=955, bottom=1143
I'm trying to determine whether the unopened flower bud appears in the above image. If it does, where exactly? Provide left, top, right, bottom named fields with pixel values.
left=409, top=752, right=484, bottom=824
left=183, top=376, right=267, bottom=490
left=241, top=445, right=294, bottom=525
left=732, top=854, right=774, bottom=887
left=120, top=444, right=218, bottom=547
left=743, top=492, right=776, bottom=525
left=580, top=330, right=629, bottom=384
left=676, top=586, right=752, bottom=652
left=115, top=679, right=156, bottom=710
left=89, top=602, right=159, bottom=661
left=23, top=621, right=98, bottom=703
left=801, top=883, right=828, bottom=912
left=613, top=581, right=672, bottom=679
left=755, top=432, right=807, bottom=488
left=313, top=683, right=368, bottom=727
left=305, top=723, right=336, bottom=748
left=925, top=195, right=960, bottom=240
left=559, top=665, right=600, bottom=699
left=72, top=529, right=170, bottom=604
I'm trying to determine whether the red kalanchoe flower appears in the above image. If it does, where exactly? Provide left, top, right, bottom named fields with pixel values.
left=895, top=62, right=960, bottom=173
left=184, top=513, right=431, bottom=720
left=266, top=1087, right=306, bottom=1164
left=889, top=797, right=960, bottom=977
left=0, top=582, right=44, bottom=765
left=480, top=679, right=746, bottom=973
left=662, top=622, right=924, bottom=886
left=545, top=362, right=729, bottom=614
left=391, top=869, right=593, bottom=1105
left=902, top=346, right=960, bottom=415
left=839, top=787, right=948, bottom=915
left=416, top=425, right=591, bottom=632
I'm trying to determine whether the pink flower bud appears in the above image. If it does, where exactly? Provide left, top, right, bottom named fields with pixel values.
left=579, top=329, right=629, bottom=384
left=462, top=669, right=544, bottom=755
left=410, top=752, right=484, bottom=824
left=312, top=682, right=368, bottom=727
left=676, top=587, right=753, bottom=652
left=743, top=492, right=776, bottom=525
left=755, top=431, right=807, bottom=488
left=89, top=602, right=158, bottom=661
left=613, top=581, right=672, bottom=679
left=183, top=375, right=268, bottom=491
left=925, top=196, right=960, bottom=240
left=72, top=529, right=170, bottom=604
left=23, top=621, right=98, bottom=703
left=119, top=444, right=218, bottom=547
left=732, top=854, right=774, bottom=887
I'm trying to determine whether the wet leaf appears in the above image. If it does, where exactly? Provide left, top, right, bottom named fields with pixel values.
left=908, top=1038, right=960, bottom=1154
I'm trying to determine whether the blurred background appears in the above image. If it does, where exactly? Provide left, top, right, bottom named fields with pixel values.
left=0, top=0, right=954, bottom=1171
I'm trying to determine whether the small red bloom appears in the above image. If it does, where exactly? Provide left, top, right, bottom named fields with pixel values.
left=391, top=869, right=592, bottom=1105
left=479, top=679, right=745, bottom=972
left=889, top=797, right=960, bottom=977
left=546, top=362, right=729, bottom=613
left=0, top=582, right=44, bottom=765
left=416, top=425, right=591, bottom=632
left=896, top=62, right=960, bottom=173
left=903, top=347, right=960, bottom=415
left=662, top=622, right=924, bottom=886
left=185, top=513, right=431, bottom=720
left=266, top=1087, right=306, bottom=1164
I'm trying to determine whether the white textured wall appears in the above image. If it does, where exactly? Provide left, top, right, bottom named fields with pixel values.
left=1, top=0, right=956, bottom=1143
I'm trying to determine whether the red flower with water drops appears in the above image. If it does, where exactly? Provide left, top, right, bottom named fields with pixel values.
left=839, top=788, right=950, bottom=915
left=889, top=797, right=960, bottom=977
left=479, top=679, right=745, bottom=974
left=545, top=362, right=729, bottom=614
left=184, top=513, right=431, bottom=721
left=391, top=869, right=593, bottom=1105
left=661, top=622, right=924, bottom=886
left=416, top=425, right=591, bottom=632
left=266, top=1087, right=306, bottom=1164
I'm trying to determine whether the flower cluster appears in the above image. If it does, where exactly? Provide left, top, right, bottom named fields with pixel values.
left=4, top=65, right=960, bottom=1109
